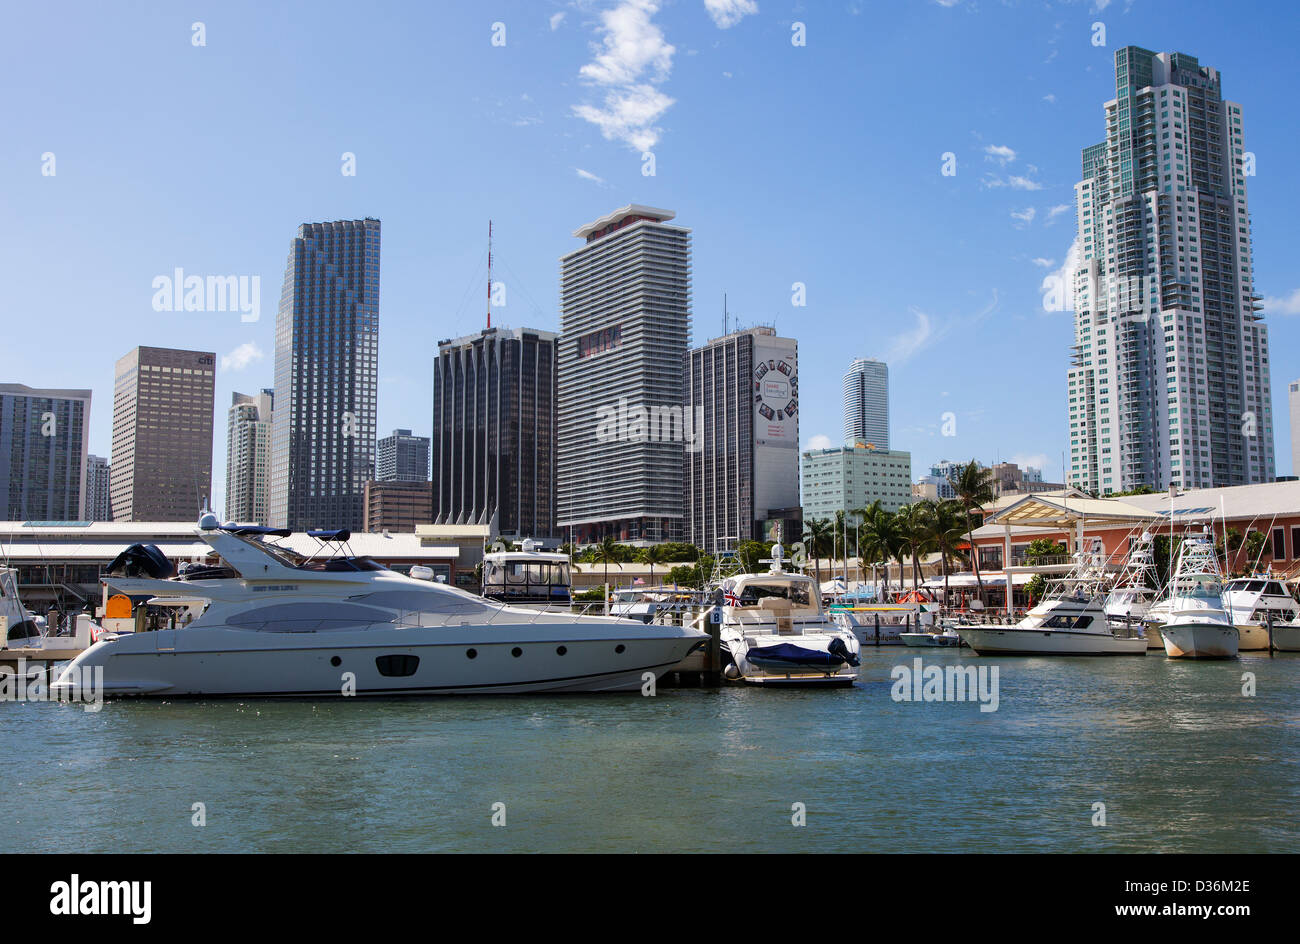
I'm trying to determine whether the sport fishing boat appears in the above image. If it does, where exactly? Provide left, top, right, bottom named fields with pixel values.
left=1104, top=531, right=1162, bottom=649
left=1219, top=575, right=1297, bottom=652
left=49, top=516, right=707, bottom=697
left=718, top=544, right=860, bottom=686
left=1270, top=618, right=1300, bottom=652
left=1152, top=530, right=1237, bottom=660
left=956, top=551, right=1146, bottom=656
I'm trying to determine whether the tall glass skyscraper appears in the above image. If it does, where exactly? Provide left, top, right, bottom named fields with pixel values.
left=433, top=327, right=557, bottom=539
left=843, top=357, right=889, bottom=449
left=226, top=389, right=273, bottom=524
left=0, top=384, right=91, bottom=521
left=269, top=218, right=381, bottom=530
left=1068, top=48, right=1273, bottom=493
left=556, top=205, right=691, bottom=546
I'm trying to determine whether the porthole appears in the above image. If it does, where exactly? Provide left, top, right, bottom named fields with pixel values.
left=466, top=648, right=478, bottom=659
left=511, top=647, right=523, bottom=658
left=556, top=646, right=567, bottom=656
left=615, top=644, right=626, bottom=654
left=330, top=656, right=342, bottom=667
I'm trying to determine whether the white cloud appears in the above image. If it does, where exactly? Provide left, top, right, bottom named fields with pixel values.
left=1032, top=257, right=1056, bottom=268
left=550, top=12, right=566, bottom=30
left=805, top=434, right=833, bottom=451
left=1010, top=453, right=1051, bottom=475
left=1263, top=288, right=1300, bottom=315
left=704, top=0, right=758, bottom=28
left=887, top=308, right=934, bottom=365
left=1011, top=206, right=1036, bottom=227
left=1041, top=237, right=1081, bottom=314
left=1043, top=93, right=1057, bottom=104
left=575, top=167, right=606, bottom=184
left=221, top=341, right=263, bottom=372
left=1007, top=175, right=1043, bottom=191
left=984, top=144, right=1016, bottom=165
left=1047, top=203, right=1071, bottom=223
left=573, top=0, right=676, bottom=151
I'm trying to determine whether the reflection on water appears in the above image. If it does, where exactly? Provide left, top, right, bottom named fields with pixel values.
left=2, top=651, right=1297, bottom=852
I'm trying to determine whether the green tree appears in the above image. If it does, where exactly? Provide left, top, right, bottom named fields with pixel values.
left=924, top=499, right=969, bottom=607
left=859, top=501, right=904, bottom=594
left=896, top=500, right=937, bottom=590
left=737, top=540, right=775, bottom=574
left=802, top=517, right=834, bottom=588
left=953, top=460, right=995, bottom=604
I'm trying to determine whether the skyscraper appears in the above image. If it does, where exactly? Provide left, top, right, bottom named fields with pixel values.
left=1067, top=48, right=1273, bottom=495
left=376, top=428, right=430, bottom=483
left=110, top=347, right=215, bottom=521
left=685, top=327, right=800, bottom=553
left=556, top=205, right=691, bottom=546
left=85, top=455, right=111, bottom=521
left=0, top=384, right=91, bottom=521
left=433, top=327, right=557, bottom=539
left=843, top=357, right=889, bottom=449
left=226, top=389, right=273, bottom=524
left=1290, top=379, right=1300, bottom=476
left=269, top=218, right=380, bottom=530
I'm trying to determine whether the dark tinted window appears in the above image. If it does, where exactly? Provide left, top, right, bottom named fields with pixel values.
left=375, top=654, right=419, bottom=677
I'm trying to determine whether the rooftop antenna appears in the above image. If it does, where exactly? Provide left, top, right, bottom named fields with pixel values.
left=723, top=292, right=728, bottom=337
left=486, top=219, right=493, bottom=330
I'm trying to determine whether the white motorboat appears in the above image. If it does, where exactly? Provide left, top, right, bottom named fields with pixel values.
left=1270, top=622, right=1300, bottom=652
left=0, top=566, right=47, bottom=648
left=898, top=626, right=961, bottom=647
left=957, top=551, right=1147, bottom=656
left=1153, top=530, right=1237, bottom=660
left=718, top=544, right=860, bottom=686
left=50, top=517, right=707, bottom=697
left=1219, top=575, right=1297, bottom=652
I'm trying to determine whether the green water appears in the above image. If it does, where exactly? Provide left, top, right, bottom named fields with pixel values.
left=3, top=650, right=1297, bottom=853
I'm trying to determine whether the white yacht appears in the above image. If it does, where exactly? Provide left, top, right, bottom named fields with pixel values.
left=898, top=625, right=961, bottom=647
left=1152, top=531, right=1237, bottom=660
left=1220, top=576, right=1297, bottom=652
left=718, top=545, right=860, bottom=686
left=956, top=552, right=1147, bottom=656
left=1271, top=620, right=1300, bottom=652
left=1104, top=532, right=1160, bottom=648
left=480, top=541, right=572, bottom=608
left=1, top=566, right=47, bottom=648
left=50, top=517, right=707, bottom=697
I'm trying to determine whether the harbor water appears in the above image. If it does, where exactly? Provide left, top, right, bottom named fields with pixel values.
left=4, top=649, right=1297, bottom=853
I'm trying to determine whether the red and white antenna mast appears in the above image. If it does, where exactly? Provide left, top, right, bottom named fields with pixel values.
left=487, top=219, right=493, bottom=329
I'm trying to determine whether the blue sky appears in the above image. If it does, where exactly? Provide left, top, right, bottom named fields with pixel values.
left=3, top=0, right=1298, bottom=515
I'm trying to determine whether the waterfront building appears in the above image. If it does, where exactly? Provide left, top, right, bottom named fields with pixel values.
left=0, top=384, right=91, bottom=521
left=801, top=444, right=912, bottom=522
left=110, top=347, right=215, bottom=522
left=912, top=475, right=952, bottom=501
left=376, top=428, right=430, bottom=483
left=685, top=327, right=801, bottom=553
left=843, top=357, right=889, bottom=449
left=269, top=217, right=381, bottom=531
left=85, top=455, right=110, bottom=521
left=433, top=326, right=558, bottom=540
left=1067, top=48, right=1273, bottom=495
left=226, top=389, right=273, bottom=524
left=364, top=479, right=434, bottom=533
left=556, top=205, right=691, bottom=546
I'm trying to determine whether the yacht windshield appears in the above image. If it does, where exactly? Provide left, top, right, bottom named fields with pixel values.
left=737, top=582, right=811, bottom=607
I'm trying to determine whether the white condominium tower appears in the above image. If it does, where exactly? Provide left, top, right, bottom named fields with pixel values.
left=226, top=389, right=273, bottom=524
left=1068, top=48, right=1273, bottom=495
left=843, top=357, right=888, bottom=449
left=556, top=205, right=691, bottom=546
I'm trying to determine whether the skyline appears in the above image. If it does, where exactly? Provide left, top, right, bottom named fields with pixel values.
left=5, top=1, right=1300, bottom=520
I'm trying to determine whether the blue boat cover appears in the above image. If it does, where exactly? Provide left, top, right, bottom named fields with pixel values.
left=746, top=642, right=846, bottom=670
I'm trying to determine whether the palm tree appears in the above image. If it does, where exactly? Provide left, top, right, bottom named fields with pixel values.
left=640, top=544, right=668, bottom=586
left=802, top=517, right=833, bottom=589
left=953, top=460, right=995, bottom=604
left=897, top=501, right=937, bottom=590
left=925, top=499, right=970, bottom=609
left=858, top=502, right=902, bottom=594
left=597, top=535, right=621, bottom=590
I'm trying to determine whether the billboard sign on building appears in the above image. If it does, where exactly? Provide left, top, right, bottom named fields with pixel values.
left=753, top=340, right=797, bottom=447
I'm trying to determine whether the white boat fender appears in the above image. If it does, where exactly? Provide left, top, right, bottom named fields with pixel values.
left=723, top=663, right=742, bottom=681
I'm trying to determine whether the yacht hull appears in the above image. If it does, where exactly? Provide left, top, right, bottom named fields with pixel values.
left=957, top=627, right=1148, bottom=656
left=50, top=625, right=707, bottom=697
left=1161, top=622, right=1238, bottom=659
left=899, top=632, right=960, bottom=647
left=723, top=633, right=859, bottom=687
left=1271, top=625, right=1300, bottom=652
left=1232, top=624, right=1271, bottom=651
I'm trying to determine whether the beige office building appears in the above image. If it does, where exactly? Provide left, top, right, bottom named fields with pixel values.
left=110, top=346, right=216, bottom=521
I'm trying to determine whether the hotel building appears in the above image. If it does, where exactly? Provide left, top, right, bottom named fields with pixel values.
left=556, top=205, right=691, bottom=546
left=269, top=218, right=381, bottom=531
left=110, top=347, right=215, bottom=521
left=1067, top=48, right=1273, bottom=495
left=801, top=444, right=913, bottom=521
